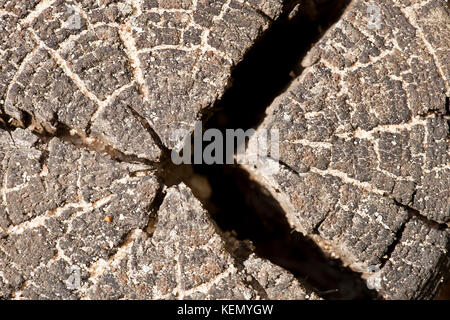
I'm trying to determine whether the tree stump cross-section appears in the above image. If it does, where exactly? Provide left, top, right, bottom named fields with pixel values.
left=0, top=0, right=449, bottom=300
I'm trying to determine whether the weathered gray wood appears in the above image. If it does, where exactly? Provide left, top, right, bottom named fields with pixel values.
left=245, top=0, right=449, bottom=299
left=0, top=128, right=161, bottom=298
left=0, top=0, right=448, bottom=300
left=1, top=0, right=284, bottom=153
left=87, top=183, right=318, bottom=300
left=0, top=0, right=317, bottom=300
left=0, top=129, right=315, bottom=299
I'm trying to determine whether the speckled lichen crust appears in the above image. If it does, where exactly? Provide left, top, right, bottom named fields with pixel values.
left=245, top=0, right=449, bottom=299
left=0, top=0, right=284, bottom=157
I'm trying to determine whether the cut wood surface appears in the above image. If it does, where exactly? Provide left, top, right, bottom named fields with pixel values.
left=0, top=0, right=448, bottom=300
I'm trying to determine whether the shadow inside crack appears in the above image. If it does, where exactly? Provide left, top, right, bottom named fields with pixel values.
left=194, top=164, right=376, bottom=300
left=200, top=0, right=352, bottom=134
left=185, top=0, right=380, bottom=300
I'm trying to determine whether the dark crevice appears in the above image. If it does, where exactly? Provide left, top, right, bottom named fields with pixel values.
left=445, top=96, right=449, bottom=112
left=280, top=153, right=449, bottom=230
left=0, top=112, right=20, bottom=133
left=224, top=236, right=271, bottom=299
left=418, top=239, right=450, bottom=299
left=278, top=159, right=305, bottom=176
left=2, top=0, right=444, bottom=301
left=49, top=122, right=157, bottom=166
left=127, top=106, right=170, bottom=155
left=311, top=215, right=329, bottom=235
left=192, top=165, right=376, bottom=300
left=279, top=154, right=448, bottom=231
left=144, top=187, right=166, bottom=236
left=393, top=199, right=448, bottom=231
left=0, top=110, right=164, bottom=168
left=245, top=277, right=270, bottom=300
left=199, top=0, right=351, bottom=133
left=378, top=192, right=449, bottom=270
left=379, top=216, right=410, bottom=269
left=36, top=148, right=50, bottom=170
left=19, top=110, right=33, bottom=129
left=184, top=0, right=376, bottom=300
left=436, top=278, right=450, bottom=300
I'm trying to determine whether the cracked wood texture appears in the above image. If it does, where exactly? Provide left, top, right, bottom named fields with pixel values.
left=87, top=183, right=319, bottom=300
left=0, top=127, right=162, bottom=298
left=0, top=0, right=284, bottom=155
left=246, top=0, right=449, bottom=299
left=0, top=0, right=449, bottom=300
left=0, top=0, right=318, bottom=300
left=0, top=128, right=315, bottom=299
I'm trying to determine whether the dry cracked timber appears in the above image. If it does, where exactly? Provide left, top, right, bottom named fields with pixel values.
left=0, top=0, right=448, bottom=300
